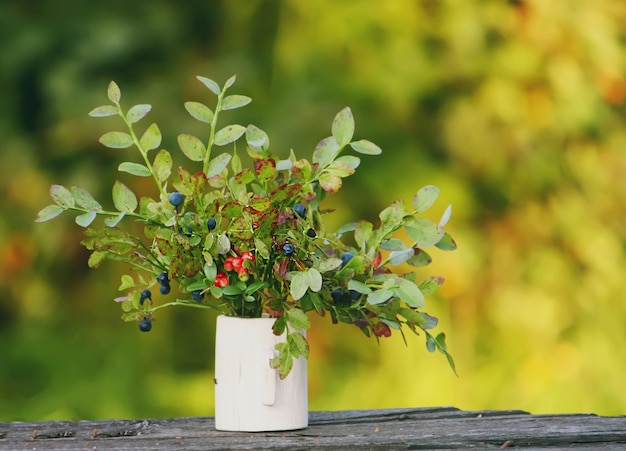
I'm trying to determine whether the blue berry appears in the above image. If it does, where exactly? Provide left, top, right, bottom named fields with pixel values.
left=282, top=243, right=295, bottom=256
left=293, top=203, right=306, bottom=218
left=207, top=218, right=217, bottom=231
left=156, top=272, right=169, bottom=284
left=169, top=192, right=184, bottom=207
left=139, top=317, right=152, bottom=332
left=160, top=283, right=171, bottom=295
left=340, top=252, right=354, bottom=267
left=191, top=289, right=204, bottom=302
left=306, top=228, right=317, bottom=238
left=139, top=289, right=152, bottom=305
left=331, top=289, right=344, bottom=303
left=349, top=289, right=362, bottom=300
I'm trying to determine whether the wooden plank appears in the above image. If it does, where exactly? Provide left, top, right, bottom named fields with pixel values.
left=0, top=408, right=625, bottom=450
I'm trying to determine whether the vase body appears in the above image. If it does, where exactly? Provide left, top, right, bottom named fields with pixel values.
left=214, top=315, right=308, bottom=431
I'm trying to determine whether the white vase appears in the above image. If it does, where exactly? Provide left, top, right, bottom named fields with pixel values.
left=214, top=315, right=308, bottom=431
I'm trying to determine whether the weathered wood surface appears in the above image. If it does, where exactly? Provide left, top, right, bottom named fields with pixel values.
left=1, top=407, right=625, bottom=450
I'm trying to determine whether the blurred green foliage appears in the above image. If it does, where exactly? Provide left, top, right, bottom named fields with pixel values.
left=2, top=0, right=626, bottom=420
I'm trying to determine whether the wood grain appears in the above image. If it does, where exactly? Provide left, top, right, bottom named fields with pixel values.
left=1, top=407, right=625, bottom=450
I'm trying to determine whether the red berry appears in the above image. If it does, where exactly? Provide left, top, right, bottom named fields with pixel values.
left=232, top=257, right=244, bottom=271
left=241, top=251, right=255, bottom=262
left=214, top=272, right=229, bottom=288
left=223, top=256, right=235, bottom=272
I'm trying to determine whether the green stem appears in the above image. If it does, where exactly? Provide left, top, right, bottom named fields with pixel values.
left=150, top=300, right=225, bottom=313
left=117, top=103, right=168, bottom=200
left=203, top=89, right=225, bottom=174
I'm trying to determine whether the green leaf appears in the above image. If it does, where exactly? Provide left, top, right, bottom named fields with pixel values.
left=177, top=133, right=206, bottom=162
left=112, top=180, right=138, bottom=213
left=354, top=220, right=373, bottom=250
left=319, top=172, right=342, bottom=194
left=196, top=76, right=220, bottom=95
left=99, top=131, right=133, bottom=149
left=271, top=344, right=293, bottom=380
left=389, top=247, right=414, bottom=265
left=224, top=74, right=237, bottom=89
left=88, top=251, right=107, bottom=269
left=435, top=232, right=457, bottom=251
left=206, top=152, right=232, bottom=178
left=139, top=123, right=162, bottom=151
left=246, top=124, right=270, bottom=150
left=184, top=101, right=214, bottom=123
left=368, top=288, right=394, bottom=305
left=317, top=257, right=342, bottom=272
left=419, top=275, right=445, bottom=295
left=104, top=212, right=126, bottom=227
left=290, top=272, right=309, bottom=301
left=412, top=185, right=440, bottom=213
left=335, top=155, right=361, bottom=169
left=405, top=217, right=444, bottom=247
left=379, top=199, right=406, bottom=233
left=75, top=210, right=97, bottom=227
left=287, top=332, right=309, bottom=359
left=307, top=268, right=322, bottom=292
left=118, top=274, right=135, bottom=291
left=118, top=162, right=151, bottom=177
left=126, top=104, right=151, bottom=123
left=70, top=186, right=102, bottom=211
left=107, top=81, right=121, bottom=103
left=347, top=279, right=372, bottom=295
left=439, top=204, right=452, bottom=227
left=89, top=105, right=118, bottom=117
left=392, top=278, right=425, bottom=308
left=325, top=161, right=355, bottom=178
left=289, top=269, right=321, bottom=301
left=221, top=95, right=252, bottom=110
left=379, top=238, right=407, bottom=251
left=331, top=107, right=354, bottom=147
left=35, top=205, right=64, bottom=222
left=153, top=149, right=172, bottom=182
left=214, top=124, right=246, bottom=146
left=312, top=136, right=340, bottom=167
left=222, top=285, right=243, bottom=296
left=350, top=139, right=382, bottom=155
left=50, top=185, right=75, bottom=208
left=286, top=308, right=310, bottom=332
left=406, top=248, right=432, bottom=267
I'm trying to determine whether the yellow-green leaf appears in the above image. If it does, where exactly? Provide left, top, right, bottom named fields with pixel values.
left=112, top=180, right=137, bottom=213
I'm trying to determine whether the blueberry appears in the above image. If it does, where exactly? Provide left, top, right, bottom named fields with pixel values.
left=169, top=192, right=184, bottom=207
left=293, top=203, right=306, bottom=218
left=139, top=317, right=152, bottom=332
left=156, top=272, right=169, bottom=284
left=306, top=228, right=317, bottom=238
left=160, top=283, right=171, bottom=295
left=349, top=289, right=362, bottom=300
left=139, top=289, right=152, bottom=305
left=207, top=218, right=217, bottom=231
left=282, top=243, right=295, bottom=256
left=331, top=289, right=344, bottom=303
left=191, top=289, right=204, bottom=302
left=340, top=252, right=354, bottom=267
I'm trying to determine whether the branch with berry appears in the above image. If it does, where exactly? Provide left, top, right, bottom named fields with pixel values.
left=36, top=75, right=457, bottom=377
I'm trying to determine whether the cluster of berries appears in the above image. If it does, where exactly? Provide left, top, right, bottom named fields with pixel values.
left=157, top=271, right=171, bottom=294
left=138, top=289, right=153, bottom=332
left=221, top=251, right=255, bottom=284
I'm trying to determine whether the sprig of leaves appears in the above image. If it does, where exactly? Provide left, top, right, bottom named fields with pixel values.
left=36, top=74, right=457, bottom=378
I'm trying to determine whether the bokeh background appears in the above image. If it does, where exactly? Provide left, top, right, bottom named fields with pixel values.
left=2, top=0, right=626, bottom=420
